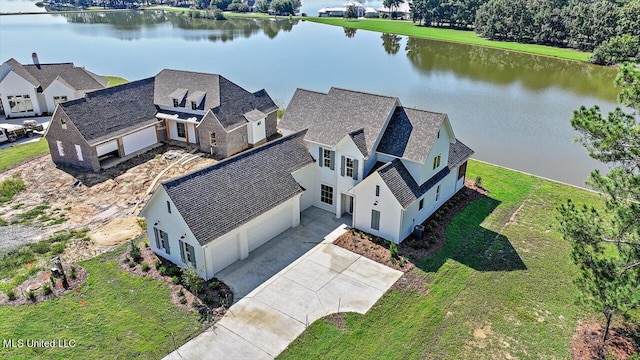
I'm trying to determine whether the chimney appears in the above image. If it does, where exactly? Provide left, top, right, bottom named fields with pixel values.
left=32, top=52, right=40, bottom=69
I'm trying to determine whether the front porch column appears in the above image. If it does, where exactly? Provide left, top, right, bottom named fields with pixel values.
left=238, top=229, right=249, bottom=260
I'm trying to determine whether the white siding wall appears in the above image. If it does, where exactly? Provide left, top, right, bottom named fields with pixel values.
left=142, top=189, right=207, bottom=279
left=43, top=79, right=76, bottom=113
left=247, top=118, right=266, bottom=145
left=398, top=168, right=460, bottom=241
left=122, top=126, right=157, bottom=155
left=202, top=195, right=301, bottom=278
left=168, top=120, right=198, bottom=144
left=308, top=136, right=365, bottom=217
left=291, top=164, right=317, bottom=211
left=352, top=173, right=403, bottom=243
left=407, top=123, right=453, bottom=184
left=0, top=72, right=41, bottom=117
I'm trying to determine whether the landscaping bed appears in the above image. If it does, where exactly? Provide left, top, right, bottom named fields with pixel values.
left=118, top=241, right=233, bottom=324
left=1, top=264, right=87, bottom=306
left=571, top=322, right=640, bottom=360
left=334, top=180, right=487, bottom=272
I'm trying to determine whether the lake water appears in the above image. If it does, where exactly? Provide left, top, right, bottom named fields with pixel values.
left=0, top=2, right=621, bottom=187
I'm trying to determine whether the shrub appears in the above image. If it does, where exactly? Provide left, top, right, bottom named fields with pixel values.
left=154, top=259, right=161, bottom=269
left=182, top=267, right=205, bottom=296
left=217, top=298, right=227, bottom=307
left=0, top=174, right=26, bottom=204
left=179, top=296, right=187, bottom=304
left=41, top=282, right=52, bottom=295
left=128, top=261, right=136, bottom=268
left=203, top=294, right=214, bottom=305
left=129, top=240, right=142, bottom=263
left=70, top=266, right=77, bottom=280
left=474, top=176, right=482, bottom=188
left=141, top=262, right=150, bottom=272
left=171, top=276, right=181, bottom=285
left=208, top=280, right=220, bottom=290
left=159, top=266, right=168, bottom=276
left=136, top=218, right=147, bottom=230
left=51, top=243, right=65, bottom=255
left=389, top=241, right=399, bottom=259
left=178, top=288, right=185, bottom=297
left=191, top=299, right=200, bottom=308
left=6, top=289, right=16, bottom=301
left=167, top=266, right=181, bottom=277
left=31, top=242, right=51, bottom=254
left=26, top=290, right=36, bottom=301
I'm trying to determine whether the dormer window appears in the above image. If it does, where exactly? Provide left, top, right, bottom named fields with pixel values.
left=173, top=99, right=179, bottom=107
left=191, top=101, right=197, bottom=110
left=433, top=154, right=441, bottom=170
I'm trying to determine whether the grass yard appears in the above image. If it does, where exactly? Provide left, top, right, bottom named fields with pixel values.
left=103, top=75, right=128, bottom=87
left=0, top=139, right=50, bottom=173
left=0, top=247, right=203, bottom=359
left=305, top=18, right=591, bottom=62
left=279, top=160, right=620, bottom=359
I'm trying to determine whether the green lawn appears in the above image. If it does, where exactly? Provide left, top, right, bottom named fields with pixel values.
left=0, top=248, right=202, bottom=359
left=306, top=18, right=591, bottom=62
left=103, top=75, right=128, bottom=87
left=279, top=160, right=615, bottom=359
left=0, top=139, right=50, bottom=173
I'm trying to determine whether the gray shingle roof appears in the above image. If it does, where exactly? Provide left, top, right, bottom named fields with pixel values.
left=59, top=78, right=158, bottom=144
left=163, top=131, right=313, bottom=246
left=378, top=139, right=474, bottom=208
left=154, top=69, right=276, bottom=130
left=448, top=139, right=474, bottom=168
left=3, top=58, right=108, bottom=91
left=349, top=128, right=368, bottom=157
left=377, top=107, right=446, bottom=164
left=279, top=87, right=398, bottom=155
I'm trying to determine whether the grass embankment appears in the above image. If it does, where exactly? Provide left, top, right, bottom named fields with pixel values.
left=142, top=5, right=275, bottom=18
left=0, top=245, right=202, bottom=359
left=306, top=18, right=590, bottom=62
left=103, top=75, right=128, bottom=87
left=279, top=160, right=617, bottom=359
left=0, top=139, right=49, bottom=173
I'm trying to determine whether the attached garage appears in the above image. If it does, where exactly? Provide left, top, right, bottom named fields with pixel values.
left=204, top=196, right=301, bottom=277
left=122, top=125, right=157, bottom=156
left=96, top=140, right=118, bottom=157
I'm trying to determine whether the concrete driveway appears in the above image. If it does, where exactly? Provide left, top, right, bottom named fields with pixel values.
left=164, top=207, right=403, bottom=360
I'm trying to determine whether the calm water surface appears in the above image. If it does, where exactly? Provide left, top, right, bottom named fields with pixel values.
left=0, top=3, right=621, bottom=187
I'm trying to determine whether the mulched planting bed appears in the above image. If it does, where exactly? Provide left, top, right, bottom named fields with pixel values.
left=571, top=322, right=640, bottom=360
left=334, top=181, right=487, bottom=272
left=119, top=242, right=233, bottom=324
left=1, top=264, right=88, bottom=306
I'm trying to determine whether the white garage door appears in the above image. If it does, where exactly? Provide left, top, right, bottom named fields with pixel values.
left=209, top=235, right=240, bottom=275
left=96, top=140, right=118, bottom=157
left=247, top=202, right=293, bottom=252
left=122, top=126, right=157, bottom=156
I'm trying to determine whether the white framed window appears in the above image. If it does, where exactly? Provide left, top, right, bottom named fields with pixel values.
left=53, top=95, right=68, bottom=105
left=167, top=200, right=172, bottom=213
left=176, top=122, right=186, bottom=138
left=371, top=209, right=380, bottom=230
left=185, top=243, right=193, bottom=263
left=191, top=101, right=197, bottom=110
left=321, top=184, right=333, bottom=205
left=375, top=185, right=380, bottom=197
left=436, top=185, right=441, bottom=201
left=179, top=240, right=196, bottom=267
left=56, top=140, right=65, bottom=157
left=7, top=95, right=33, bottom=113
left=433, top=155, right=441, bottom=170
left=210, top=132, right=216, bottom=145
left=154, top=228, right=170, bottom=254
left=75, top=144, right=83, bottom=161
left=345, top=157, right=354, bottom=178
left=173, top=98, right=179, bottom=107
left=419, top=198, right=424, bottom=210
left=323, top=149, right=332, bottom=168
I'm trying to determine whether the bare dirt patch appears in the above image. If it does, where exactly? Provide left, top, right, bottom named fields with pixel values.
left=1, top=264, right=87, bottom=306
left=571, top=322, right=640, bottom=360
left=118, top=243, right=233, bottom=324
left=0, top=146, right=216, bottom=261
left=334, top=182, right=487, bottom=272
left=390, top=270, right=433, bottom=295
left=325, top=313, right=348, bottom=331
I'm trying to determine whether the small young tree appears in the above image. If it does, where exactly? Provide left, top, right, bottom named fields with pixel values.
left=181, top=266, right=205, bottom=296
left=558, top=63, right=640, bottom=346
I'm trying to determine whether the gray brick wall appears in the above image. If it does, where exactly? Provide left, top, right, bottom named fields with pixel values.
left=226, top=125, right=249, bottom=157
left=197, top=112, right=228, bottom=158
left=46, top=108, right=99, bottom=171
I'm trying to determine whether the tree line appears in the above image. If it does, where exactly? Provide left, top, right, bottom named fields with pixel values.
left=407, top=0, right=640, bottom=64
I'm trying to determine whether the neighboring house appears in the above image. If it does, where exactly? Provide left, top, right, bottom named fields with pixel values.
left=141, top=87, right=473, bottom=279
left=318, top=1, right=372, bottom=17
left=0, top=54, right=108, bottom=118
left=45, top=69, right=278, bottom=171
left=377, top=2, right=411, bottom=20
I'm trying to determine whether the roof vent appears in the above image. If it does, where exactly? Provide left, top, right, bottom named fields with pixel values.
left=32, top=52, right=40, bottom=68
